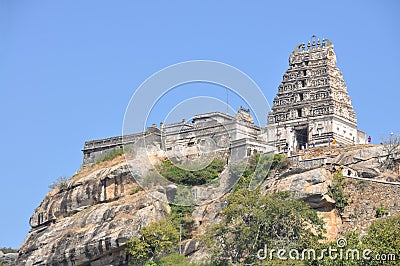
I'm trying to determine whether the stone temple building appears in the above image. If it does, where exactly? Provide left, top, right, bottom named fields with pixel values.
left=264, top=36, right=366, bottom=152
left=81, top=37, right=366, bottom=165
left=82, top=107, right=271, bottom=166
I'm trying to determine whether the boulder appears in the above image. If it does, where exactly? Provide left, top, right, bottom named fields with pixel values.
left=165, top=184, right=177, bottom=201
left=264, top=167, right=334, bottom=209
left=182, top=239, right=198, bottom=256
left=0, top=252, right=18, bottom=265
left=357, top=168, right=381, bottom=179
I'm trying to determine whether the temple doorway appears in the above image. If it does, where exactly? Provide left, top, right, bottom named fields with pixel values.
left=294, top=125, right=308, bottom=150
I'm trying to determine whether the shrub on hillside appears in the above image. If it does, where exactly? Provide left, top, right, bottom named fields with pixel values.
left=309, top=215, right=400, bottom=265
left=328, top=172, right=348, bottom=212
left=0, top=247, right=17, bottom=253
left=157, top=158, right=225, bottom=186
left=95, top=148, right=124, bottom=164
left=126, top=219, right=179, bottom=265
left=203, top=190, right=325, bottom=264
left=48, top=176, right=70, bottom=190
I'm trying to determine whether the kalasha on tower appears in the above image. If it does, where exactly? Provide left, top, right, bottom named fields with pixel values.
left=266, top=36, right=366, bottom=152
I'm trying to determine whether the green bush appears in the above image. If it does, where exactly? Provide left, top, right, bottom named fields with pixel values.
left=231, top=153, right=289, bottom=191
left=309, top=215, right=400, bottom=265
left=130, top=186, right=143, bottom=195
left=362, top=215, right=400, bottom=265
left=375, top=204, right=389, bottom=218
left=126, top=219, right=179, bottom=265
left=157, top=159, right=225, bottom=186
left=328, top=172, right=348, bottom=212
left=169, top=205, right=195, bottom=240
left=172, top=186, right=194, bottom=206
left=203, top=190, right=325, bottom=264
left=156, top=253, right=192, bottom=265
left=126, top=207, right=198, bottom=265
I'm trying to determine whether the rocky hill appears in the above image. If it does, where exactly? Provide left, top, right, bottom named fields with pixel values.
left=10, top=144, right=400, bottom=265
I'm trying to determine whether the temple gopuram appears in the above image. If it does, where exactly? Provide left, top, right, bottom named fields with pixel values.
left=265, top=36, right=366, bottom=152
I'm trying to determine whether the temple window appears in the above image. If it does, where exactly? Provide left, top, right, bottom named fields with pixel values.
left=297, top=109, right=302, bottom=117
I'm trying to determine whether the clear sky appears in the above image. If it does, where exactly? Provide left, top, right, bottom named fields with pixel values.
left=0, top=0, right=399, bottom=248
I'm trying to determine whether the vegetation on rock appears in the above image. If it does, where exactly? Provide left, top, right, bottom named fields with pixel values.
left=375, top=204, right=389, bottom=218
left=126, top=153, right=293, bottom=265
left=230, top=153, right=289, bottom=191
left=328, top=171, right=348, bottom=212
left=157, top=158, right=225, bottom=186
left=202, top=154, right=323, bottom=265
left=203, top=190, right=325, bottom=264
left=48, top=176, right=70, bottom=190
left=0, top=247, right=17, bottom=253
left=129, top=186, right=143, bottom=195
left=169, top=205, right=195, bottom=240
left=95, top=148, right=124, bottom=164
left=125, top=204, right=195, bottom=265
left=310, top=215, right=400, bottom=265
left=126, top=219, right=179, bottom=265
left=37, top=145, right=400, bottom=265
left=156, top=253, right=195, bottom=265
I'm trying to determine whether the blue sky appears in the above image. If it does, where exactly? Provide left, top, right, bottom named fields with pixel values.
left=0, top=1, right=399, bottom=248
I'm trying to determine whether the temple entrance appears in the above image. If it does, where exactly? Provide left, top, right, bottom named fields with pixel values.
left=294, top=125, right=308, bottom=150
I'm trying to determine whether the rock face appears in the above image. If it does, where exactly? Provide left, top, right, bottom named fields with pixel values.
left=16, top=145, right=400, bottom=265
left=332, top=146, right=384, bottom=176
left=263, top=167, right=341, bottom=241
left=340, top=179, right=400, bottom=234
left=16, top=158, right=171, bottom=266
left=261, top=144, right=400, bottom=242
left=264, top=167, right=334, bottom=209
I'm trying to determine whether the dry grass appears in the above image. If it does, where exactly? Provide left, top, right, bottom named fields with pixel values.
left=60, top=224, right=95, bottom=238
left=113, top=211, right=135, bottom=221
left=70, top=155, right=126, bottom=182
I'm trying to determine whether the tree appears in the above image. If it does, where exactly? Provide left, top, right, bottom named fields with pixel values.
left=126, top=219, right=179, bottom=265
left=307, top=231, right=365, bottom=266
left=327, top=172, right=348, bottom=212
left=309, top=215, right=400, bottom=266
left=380, top=132, right=400, bottom=171
left=48, top=176, right=70, bottom=190
left=362, top=215, right=400, bottom=265
left=203, top=190, right=325, bottom=265
left=0, top=247, right=18, bottom=253
left=230, top=153, right=289, bottom=191
left=168, top=205, right=195, bottom=240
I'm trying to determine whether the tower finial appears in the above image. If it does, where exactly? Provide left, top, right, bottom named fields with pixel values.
left=311, top=35, right=317, bottom=49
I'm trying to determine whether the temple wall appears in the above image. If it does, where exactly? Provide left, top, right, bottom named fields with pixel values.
left=81, top=110, right=271, bottom=167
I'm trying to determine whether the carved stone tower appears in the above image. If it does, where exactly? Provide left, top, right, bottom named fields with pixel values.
left=266, top=36, right=366, bottom=152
